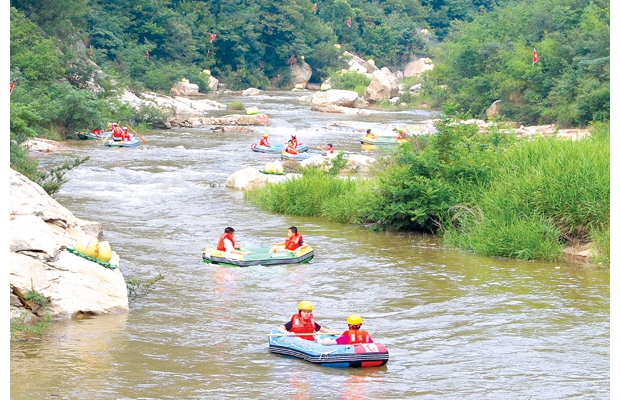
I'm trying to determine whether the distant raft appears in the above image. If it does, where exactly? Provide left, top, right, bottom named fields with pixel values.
left=359, top=136, right=406, bottom=145
left=77, top=131, right=111, bottom=140
left=202, top=245, right=314, bottom=267
left=280, top=151, right=320, bottom=161
left=267, top=328, right=389, bottom=368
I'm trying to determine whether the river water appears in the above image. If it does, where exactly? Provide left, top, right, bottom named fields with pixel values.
left=10, top=91, right=610, bottom=399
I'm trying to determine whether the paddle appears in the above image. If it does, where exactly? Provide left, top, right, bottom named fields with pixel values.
left=127, top=124, right=147, bottom=144
left=237, top=247, right=252, bottom=255
left=266, top=331, right=340, bottom=337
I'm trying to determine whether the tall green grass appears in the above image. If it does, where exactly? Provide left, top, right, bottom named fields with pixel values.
left=445, top=124, right=610, bottom=261
left=244, top=168, right=369, bottom=224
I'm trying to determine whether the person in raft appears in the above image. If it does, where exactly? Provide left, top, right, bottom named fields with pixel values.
left=90, top=127, right=103, bottom=137
left=110, top=122, right=124, bottom=141
left=277, top=300, right=333, bottom=341
left=320, top=143, right=334, bottom=156
left=269, top=226, right=307, bottom=253
left=290, top=134, right=299, bottom=148
left=217, top=227, right=250, bottom=255
left=396, top=129, right=407, bottom=140
left=365, top=128, right=376, bottom=139
left=259, top=133, right=270, bottom=147
left=317, top=314, right=374, bottom=345
left=283, top=140, right=299, bottom=155
left=122, top=126, right=132, bottom=142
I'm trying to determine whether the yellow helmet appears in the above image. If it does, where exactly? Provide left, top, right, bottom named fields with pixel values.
left=262, top=133, right=268, bottom=137
left=298, top=300, right=313, bottom=311
left=347, top=314, right=363, bottom=325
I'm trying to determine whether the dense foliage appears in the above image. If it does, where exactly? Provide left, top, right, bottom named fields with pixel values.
left=424, top=0, right=610, bottom=127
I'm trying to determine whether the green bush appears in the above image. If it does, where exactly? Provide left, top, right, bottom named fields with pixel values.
left=328, top=70, right=371, bottom=92
left=228, top=101, right=245, bottom=111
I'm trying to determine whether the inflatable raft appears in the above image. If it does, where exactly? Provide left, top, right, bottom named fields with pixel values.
left=251, top=143, right=309, bottom=153
left=267, top=328, right=389, bottom=368
left=104, top=137, right=141, bottom=148
left=280, top=151, right=321, bottom=161
left=77, top=131, right=111, bottom=140
left=202, top=245, right=314, bottom=267
left=359, top=136, right=406, bottom=146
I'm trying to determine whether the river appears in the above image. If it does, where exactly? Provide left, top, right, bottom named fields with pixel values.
left=10, top=91, right=610, bottom=399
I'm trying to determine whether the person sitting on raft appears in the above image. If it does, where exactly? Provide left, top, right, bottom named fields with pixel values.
left=259, top=133, right=270, bottom=147
left=217, top=226, right=250, bottom=255
left=321, top=143, right=334, bottom=156
left=122, top=126, right=132, bottom=142
left=290, top=134, right=299, bottom=148
left=396, top=129, right=407, bottom=140
left=269, top=226, right=307, bottom=253
left=317, top=314, right=374, bottom=345
left=283, top=140, right=299, bottom=155
left=90, top=127, right=103, bottom=137
left=110, top=122, right=125, bottom=141
left=277, top=301, right=333, bottom=341
left=365, top=129, right=376, bottom=139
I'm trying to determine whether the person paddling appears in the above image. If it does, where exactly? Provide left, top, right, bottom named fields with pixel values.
left=321, top=143, right=334, bottom=156
left=110, top=122, right=124, bottom=141
left=269, top=226, right=307, bottom=253
left=277, top=301, right=332, bottom=341
left=283, top=140, right=299, bottom=155
left=365, top=129, right=376, bottom=139
left=317, top=314, right=374, bottom=345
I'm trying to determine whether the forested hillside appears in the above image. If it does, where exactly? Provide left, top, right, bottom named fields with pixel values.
left=10, top=0, right=609, bottom=143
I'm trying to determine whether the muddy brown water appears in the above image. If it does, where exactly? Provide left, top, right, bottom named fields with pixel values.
left=10, top=91, right=609, bottom=399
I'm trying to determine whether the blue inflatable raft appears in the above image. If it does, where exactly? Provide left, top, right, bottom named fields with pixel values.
left=104, top=137, right=141, bottom=148
left=251, top=143, right=309, bottom=153
left=267, top=328, right=389, bottom=368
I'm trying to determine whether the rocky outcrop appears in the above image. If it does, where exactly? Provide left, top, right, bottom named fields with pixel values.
left=486, top=100, right=503, bottom=119
left=288, top=61, right=313, bottom=89
left=170, top=81, right=203, bottom=96
left=167, top=113, right=270, bottom=128
left=343, top=51, right=379, bottom=74
left=225, top=167, right=294, bottom=190
left=403, top=58, right=434, bottom=77
left=10, top=169, right=129, bottom=321
left=364, top=68, right=399, bottom=102
left=121, top=89, right=226, bottom=119
left=242, top=88, right=261, bottom=96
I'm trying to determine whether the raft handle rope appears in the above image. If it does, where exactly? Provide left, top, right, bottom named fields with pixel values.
left=65, top=247, right=118, bottom=270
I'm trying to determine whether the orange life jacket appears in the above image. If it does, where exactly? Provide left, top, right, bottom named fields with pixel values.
left=289, top=313, right=316, bottom=341
left=217, top=233, right=235, bottom=251
left=259, top=137, right=269, bottom=146
left=285, top=234, right=303, bottom=250
left=291, top=138, right=299, bottom=147
left=285, top=145, right=298, bottom=155
left=345, top=329, right=371, bottom=344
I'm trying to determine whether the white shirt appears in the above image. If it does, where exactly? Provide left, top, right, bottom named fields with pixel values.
left=223, top=238, right=235, bottom=252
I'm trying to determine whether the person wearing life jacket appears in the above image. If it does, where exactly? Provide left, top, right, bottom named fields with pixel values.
left=277, top=300, right=332, bottom=341
left=259, top=133, right=270, bottom=147
left=122, top=126, right=131, bottom=142
left=216, top=227, right=250, bottom=255
left=396, top=129, right=407, bottom=141
left=269, top=226, right=307, bottom=253
left=283, top=140, right=299, bottom=155
left=90, top=127, right=102, bottom=137
left=321, top=143, right=334, bottom=156
left=110, top=123, right=124, bottom=141
left=290, top=135, right=299, bottom=148
left=365, top=128, right=376, bottom=139
left=317, top=314, right=374, bottom=345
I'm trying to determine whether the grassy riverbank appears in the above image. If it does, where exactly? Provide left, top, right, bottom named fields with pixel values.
left=245, top=121, right=610, bottom=265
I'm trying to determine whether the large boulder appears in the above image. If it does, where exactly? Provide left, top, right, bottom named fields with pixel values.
left=226, top=168, right=291, bottom=190
left=10, top=169, right=128, bottom=320
left=343, top=51, right=379, bottom=74
left=207, top=76, right=219, bottom=91
left=364, top=68, right=399, bottom=102
left=242, top=88, right=261, bottom=96
left=403, top=58, right=434, bottom=77
left=170, top=81, right=203, bottom=96
left=288, top=61, right=313, bottom=89
left=311, top=90, right=360, bottom=108
left=486, top=100, right=503, bottom=119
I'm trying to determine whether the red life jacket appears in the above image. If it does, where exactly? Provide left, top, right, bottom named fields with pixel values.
left=91, top=128, right=101, bottom=136
left=217, top=233, right=235, bottom=251
left=289, top=313, right=316, bottom=341
left=345, top=329, right=371, bottom=344
left=285, top=234, right=303, bottom=250
left=259, top=137, right=269, bottom=146
left=325, top=146, right=334, bottom=154
left=291, top=138, right=298, bottom=147
left=111, top=126, right=124, bottom=140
